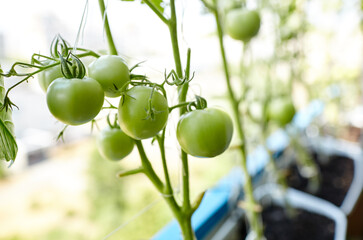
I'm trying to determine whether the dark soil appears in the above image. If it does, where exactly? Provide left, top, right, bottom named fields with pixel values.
left=286, top=153, right=354, bottom=206
left=238, top=205, right=336, bottom=240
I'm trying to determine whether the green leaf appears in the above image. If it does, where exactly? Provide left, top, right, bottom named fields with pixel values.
left=149, top=0, right=164, bottom=13
left=121, top=0, right=165, bottom=14
left=0, top=67, right=18, bottom=162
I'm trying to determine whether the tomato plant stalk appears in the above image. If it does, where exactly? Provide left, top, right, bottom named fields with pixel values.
left=98, top=0, right=118, bottom=55
left=98, top=0, right=196, bottom=238
left=210, top=2, right=264, bottom=239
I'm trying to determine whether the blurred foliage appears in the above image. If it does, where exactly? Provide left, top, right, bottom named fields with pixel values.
left=86, top=140, right=172, bottom=239
left=87, top=144, right=126, bottom=224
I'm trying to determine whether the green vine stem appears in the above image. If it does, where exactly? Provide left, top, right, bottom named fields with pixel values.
left=156, top=129, right=173, bottom=195
left=134, top=140, right=183, bottom=221
left=167, top=2, right=195, bottom=239
left=209, top=1, right=264, bottom=239
left=143, top=0, right=196, bottom=238
left=98, top=0, right=118, bottom=55
left=99, top=0, right=196, bottom=238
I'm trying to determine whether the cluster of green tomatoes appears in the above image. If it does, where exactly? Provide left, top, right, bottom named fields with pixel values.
left=38, top=52, right=234, bottom=161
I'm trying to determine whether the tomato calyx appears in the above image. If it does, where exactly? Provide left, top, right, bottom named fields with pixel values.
left=50, top=34, right=70, bottom=59
left=187, top=95, right=207, bottom=111
left=59, top=53, right=86, bottom=79
left=106, top=114, right=120, bottom=129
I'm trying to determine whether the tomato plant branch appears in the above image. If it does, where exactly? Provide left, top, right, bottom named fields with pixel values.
left=98, top=0, right=118, bottom=55
left=210, top=2, right=264, bottom=239
left=1, top=48, right=100, bottom=109
left=135, top=140, right=184, bottom=226
left=144, top=0, right=196, bottom=238
left=135, top=140, right=163, bottom=191
left=142, top=0, right=169, bottom=25
left=76, top=50, right=100, bottom=58
left=117, top=167, right=144, bottom=178
left=168, top=101, right=193, bottom=112
left=156, top=129, right=173, bottom=194
left=168, top=0, right=183, bottom=78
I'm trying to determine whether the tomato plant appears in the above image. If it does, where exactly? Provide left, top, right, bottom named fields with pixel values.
left=38, top=61, right=63, bottom=92
left=177, top=108, right=233, bottom=158
left=225, top=9, right=261, bottom=42
left=118, top=86, right=169, bottom=140
left=97, top=126, right=134, bottom=161
left=1, top=0, right=235, bottom=238
left=267, top=97, right=296, bottom=126
left=88, top=55, right=130, bottom=98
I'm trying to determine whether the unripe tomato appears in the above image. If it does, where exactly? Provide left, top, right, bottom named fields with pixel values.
left=176, top=108, right=233, bottom=158
left=47, top=77, right=104, bottom=125
left=118, top=86, right=169, bottom=140
left=97, top=127, right=134, bottom=161
left=38, top=61, right=63, bottom=92
left=267, top=97, right=296, bottom=126
left=88, top=55, right=130, bottom=98
left=225, top=9, right=261, bottom=42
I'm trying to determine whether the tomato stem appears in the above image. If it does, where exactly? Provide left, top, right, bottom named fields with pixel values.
left=156, top=129, right=173, bottom=195
left=134, top=139, right=186, bottom=228
left=143, top=0, right=169, bottom=25
left=98, top=0, right=118, bottom=55
left=117, top=167, right=144, bottom=178
left=135, top=140, right=163, bottom=191
left=144, top=0, right=196, bottom=238
left=168, top=101, right=193, bottom=112
left=210, top=1, right=264, bottom=239
left=168, top=0, right=193, bottom=216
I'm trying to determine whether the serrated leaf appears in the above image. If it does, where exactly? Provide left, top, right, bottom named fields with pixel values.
left=0, top=68, right=18, bottom=162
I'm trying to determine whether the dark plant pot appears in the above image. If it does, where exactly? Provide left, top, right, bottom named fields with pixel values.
left=207, top=184, right=347, bottom=240
left=289, top=136, right=363, bottom=238
left=153, top=134, right=362, bottom=239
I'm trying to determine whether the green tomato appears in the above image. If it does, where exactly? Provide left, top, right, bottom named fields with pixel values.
left=38, top=61, right=63, bottom=92
left=97, top=127, right=134, bottom=161
left=47, top=77, right=104, bottom=125
left=176, top=108, right=233, bottom=158
left=268, top=97, right=296, bottom=126
left=88, top=55, right=130, bottom=98
left=118, top=86, right=169, bottom=140
left=225, top=9, right=261, bottom=42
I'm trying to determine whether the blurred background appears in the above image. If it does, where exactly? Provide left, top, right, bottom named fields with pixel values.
left=1, top=0, right=363, bottom=239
